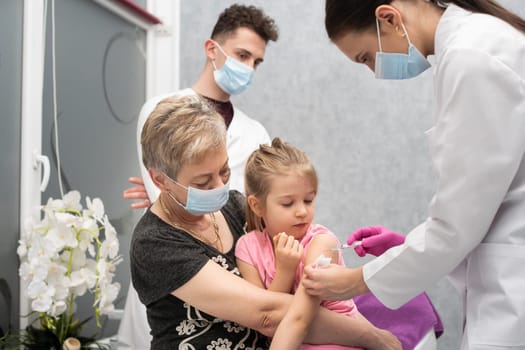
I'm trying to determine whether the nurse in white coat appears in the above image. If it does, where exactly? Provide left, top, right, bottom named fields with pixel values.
left=302, top=1, right=525, bottom=349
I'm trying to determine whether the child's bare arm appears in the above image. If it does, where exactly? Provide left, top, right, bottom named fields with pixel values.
left=237, top=233, right=303, bottom=293
left=236, top=258, right=266, bottom=289
left=270, top=233, right=339, bottom=350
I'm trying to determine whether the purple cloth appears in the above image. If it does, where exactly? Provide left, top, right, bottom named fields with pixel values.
left=353, top=292, right=443, bottom=350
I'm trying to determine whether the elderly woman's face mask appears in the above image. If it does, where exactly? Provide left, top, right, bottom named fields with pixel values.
left=165, top=174, right=230, bottom=215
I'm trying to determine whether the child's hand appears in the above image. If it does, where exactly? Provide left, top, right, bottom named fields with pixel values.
left=273, top=232, right=303, bottom=273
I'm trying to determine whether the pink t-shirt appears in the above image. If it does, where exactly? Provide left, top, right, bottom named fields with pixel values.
left=235, top=223, right=359, bottom=319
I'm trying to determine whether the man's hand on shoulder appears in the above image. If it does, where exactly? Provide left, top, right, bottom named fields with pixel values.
left=123, top=177, right=151, bottom=209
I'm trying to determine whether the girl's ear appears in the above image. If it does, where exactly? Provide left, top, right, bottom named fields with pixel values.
left=247, top=195, right=263, bottom=217
left=149, top=168, right=168, bottom=192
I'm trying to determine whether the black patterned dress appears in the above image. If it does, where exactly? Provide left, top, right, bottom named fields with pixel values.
left=131, top=191, right=269, bottom=350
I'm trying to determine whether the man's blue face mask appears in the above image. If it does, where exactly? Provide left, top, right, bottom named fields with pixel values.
left=212, top=41, right=254, bottom=95
left=374, top=19, right=431, bottom=80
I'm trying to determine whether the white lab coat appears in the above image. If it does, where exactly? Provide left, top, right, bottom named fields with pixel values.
left=363, top=5, right=525, bottom=349
left=119, top=88, right=270, bottom=349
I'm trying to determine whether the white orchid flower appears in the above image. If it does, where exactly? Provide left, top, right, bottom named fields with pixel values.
left=47, top=224, right=78, bottom=251
left=24, top=257, right=50, bottom=283
left=97, top=282, right=120, bottom=315
left=70, top=266, right=97, bottom=290
left=19, top=190, right=121, bottom=322
left=28, top=281, right=55, bottom=313
left=96, top=259, right=118, bottom=286
left=60, top=248, right=87, bottom=271
left=46, top=262, right=68, bottom=286
left=99, top=234, right=119, bottom=260
left=53, top=281, right=70, bottom=301
left=48, top=300, right=67, bottom=317
left=46, top=197, right=66, bottom=212
left=85, top=196, right=105, bottom=220
left=17, top=239, right=28, bottom=258
left=63, top=190, right=82, bottom=211
left=27, top=234, right=58, bottom=261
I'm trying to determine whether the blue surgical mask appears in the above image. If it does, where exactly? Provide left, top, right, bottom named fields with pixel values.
left=374, top=19, right=431, bottom=80
left=212, top=42, right=254, bottom=95
left=165, top=174, right=230, bottom=215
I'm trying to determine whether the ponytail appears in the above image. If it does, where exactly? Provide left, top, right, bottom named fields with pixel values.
left=441, top=1, right=525, bottom=33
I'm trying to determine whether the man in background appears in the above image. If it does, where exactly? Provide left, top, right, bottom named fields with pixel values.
left=119, top=4, right=279, bottom=348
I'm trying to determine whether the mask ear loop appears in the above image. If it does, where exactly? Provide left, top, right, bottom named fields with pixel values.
left=163, top=172, right=189, bottom=208
left=167, top=191, right=188, bottom=209
left=212, top=40, right=229, bottom=58
left=163, top=172, right=189, bottom=191
left=377, top=17, right=413, bottom=51
left=399, top=22, right=412, bottom=45
left=375, top=18, right=384, bottom=53
left=211, top=40, right=229, bottom=70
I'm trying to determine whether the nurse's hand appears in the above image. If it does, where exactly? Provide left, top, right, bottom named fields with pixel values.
left=348, top=226, right=405, bottom=257
left=123, top=177, right=151, bottom=209
left=302, top=264, right=369, bottom=301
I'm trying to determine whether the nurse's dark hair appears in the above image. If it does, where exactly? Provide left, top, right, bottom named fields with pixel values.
left=325, top=0, right=525, bottom=40
left=211, top=4, right=279, bottom=43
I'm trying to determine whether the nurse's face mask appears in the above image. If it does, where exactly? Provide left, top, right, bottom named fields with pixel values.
left=374, top=18, right=431, bottom=80
left=212, top=41, right=254, bottom=95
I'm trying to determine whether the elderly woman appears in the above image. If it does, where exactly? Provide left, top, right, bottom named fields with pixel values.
left=130, top=95, right=401, bottom=349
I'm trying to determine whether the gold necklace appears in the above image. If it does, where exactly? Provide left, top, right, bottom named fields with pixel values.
left=209, top=212, right=223, bottom=251
left=159, top=194, right=223, bottom=251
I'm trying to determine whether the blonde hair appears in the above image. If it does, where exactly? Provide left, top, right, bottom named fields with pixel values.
left=141, top=95, right=226, bottom=179
left=245, top=137, right=318, bottom=231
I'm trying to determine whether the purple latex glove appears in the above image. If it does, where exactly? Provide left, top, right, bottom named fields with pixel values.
left=347, top=226, right=406, bottom=257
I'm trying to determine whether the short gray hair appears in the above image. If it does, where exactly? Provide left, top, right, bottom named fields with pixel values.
left=141, top=95, right=226, bottom=179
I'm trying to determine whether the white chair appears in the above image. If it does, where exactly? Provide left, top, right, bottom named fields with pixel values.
left=117, top=284, right=152, bottom=350
left=414, top=328, right=437, bottom=350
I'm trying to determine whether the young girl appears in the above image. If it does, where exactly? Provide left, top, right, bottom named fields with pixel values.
left=235, top=138, right=364, bottom=350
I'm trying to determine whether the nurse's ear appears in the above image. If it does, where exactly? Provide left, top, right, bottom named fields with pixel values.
left=375, top=4, right=405, bottom=37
